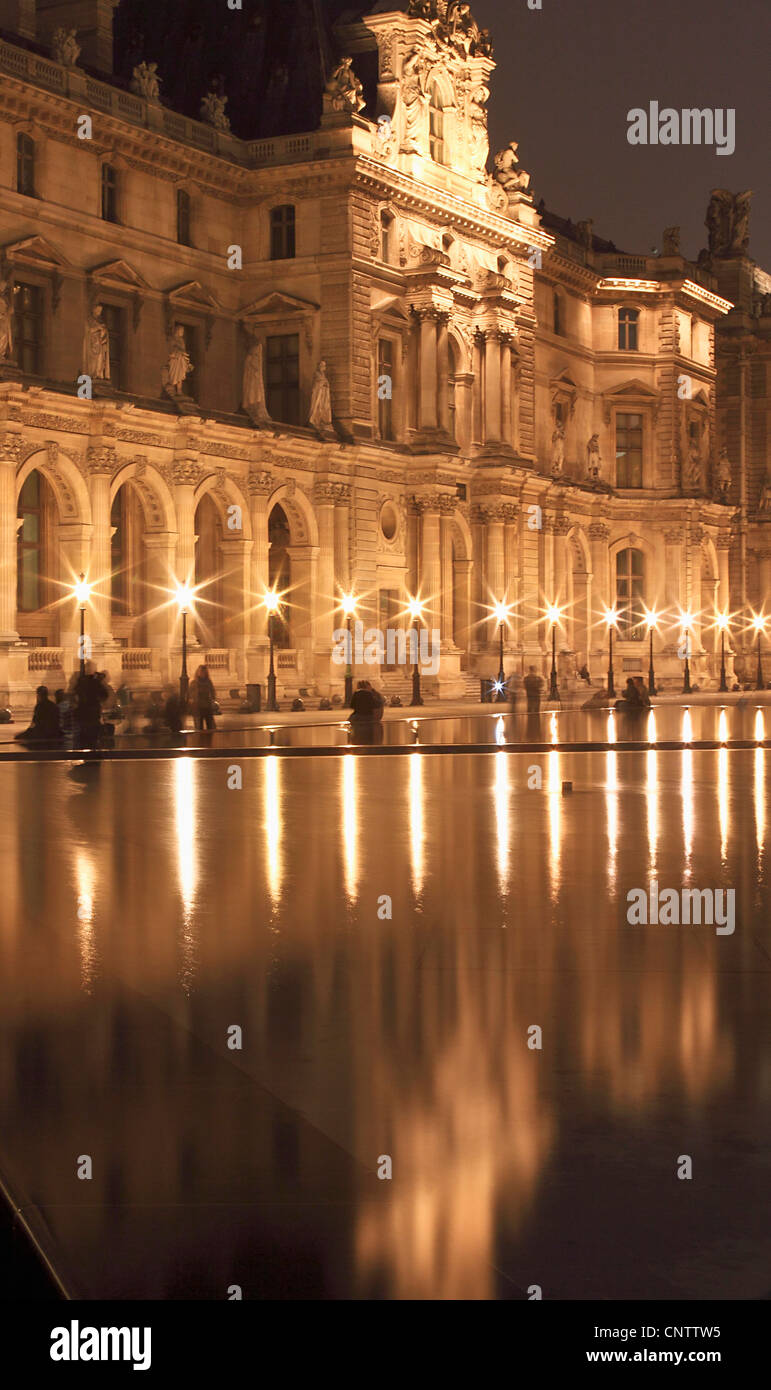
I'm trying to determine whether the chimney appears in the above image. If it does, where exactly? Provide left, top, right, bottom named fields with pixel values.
left=36, top=0, right=121, bottom=74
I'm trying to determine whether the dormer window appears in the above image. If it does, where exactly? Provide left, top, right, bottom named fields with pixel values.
left=618, top=307, right=639, bottom=351
left=428, top=85, right=444, bottom=163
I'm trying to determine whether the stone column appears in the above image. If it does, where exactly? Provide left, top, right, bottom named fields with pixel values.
left=454, top=372, right=474, bottom=453
left=247, top=468, right=272, bottom=647
left=716, top=531, right=731, bottom=615
left=453, top=558, right=473, bottom=659
left=58, top=523, right=92, bottom=663
left=588, top=521, right=610, bottom=662
left=439, top=505, right=456, bottom=648
left=437, top=313, right=451, bottom=436
left=314, top=482, right=338, bottom=683
left=419, top=499, right=442, bottom=636
left=221, top=537, right=251, bottom=677
left=86, top=446, right=115, bottom=644
left=483, top=331, right=502, bottom=444
left=0, top=433, right=21, bottom=643
left=417, top=309, right=439, bottom=432
left=172, top=458, right=201, bottom=587
left=143, top=533, right=176, bottom=680
left=333, top=484, right=351, bottom=598
left=501, top=337, right=513, bottom=447
left=476, top=503, right=504, bottom=646
left=503, top=504, right=519, bottom=651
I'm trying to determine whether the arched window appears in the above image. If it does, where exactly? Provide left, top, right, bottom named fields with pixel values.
left=380, top=211, right=394, bottom=264
left=428, top=85, right=444, bottom=162
left=616, top=548, right=645, bottom=640
left=618, top=307, right=639, bottom=350
left=553, top=290, right=564, bottom=336
left=17, top=471, right=45, bottom=612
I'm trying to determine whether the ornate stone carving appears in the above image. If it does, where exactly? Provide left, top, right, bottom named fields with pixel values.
left=162, top=327, right=193, bottom=400
left=82, top=305, right=110, bottom=381
left=551, top=420, right=565, bottom=478
left=51, top=27, right=80, bottom=67
left=309, top=361, right=334, bottom=438
left=0, top=432, right=21, bottom=463
left=172, top=461, right=202, bottom=487
left=663, top=527, right=685, bottom=545
left=0, top=279, right=12, bottom=361
left=716, top=530, right=732, bottom=549
left=131, top=62, right=161, bottom=104
left=493, top=141, right=530, bottom=193
left=247, top=468, right=274, bottom=496
left=407, top=2, right=493, bottom=59
left=200, top=89, right=230, bottom=132
left=471, top=501, right=506, bottom=523
left=86, top=446, right=116, bottom=474
left=116, top=429, right=166, bottom=447
left=588, top=522, right=610, bottom=543
left=713, top=445, right=732, bottom=502
left=324, top=57, right=366, bottom=115
left=705, top=189, right=752, bottom=257
left=242, top=339, right=272, bottom=428
left=501, top=503, right=519, bottom=523
left=662, top=226, right=681, bottom=255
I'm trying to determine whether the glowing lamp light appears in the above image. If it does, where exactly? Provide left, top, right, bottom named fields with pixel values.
left=751, top=612, right=767, bottom=634
left=340, top=592, right=358, bottom=618
left=643, top=607, right=661, bottom=630
left=407, top=596, right=425, bottom=623
left=714, top=611, right=730, bottom=632
left=679, top=609, right=695, bottom=632
left=492, top=680, right=504, bottom=694
left=492, top=599, right=512, bottom=625
left=175, top=582, right=195, bottom=613
left=602, top=606, right=619, bottom=629
left=545, top=603, right=563, bottom=627
left=73, top=573, right=92, bottom=608
left=263, top=588, right=282, bottom=615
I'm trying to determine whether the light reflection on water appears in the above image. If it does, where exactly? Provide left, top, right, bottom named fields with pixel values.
left=0, top=746, right=768, bottom=1301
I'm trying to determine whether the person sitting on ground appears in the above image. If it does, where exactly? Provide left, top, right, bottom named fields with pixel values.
left=14, top=685, right=64, bottom=745
left=578, top=664, right=592, bottom=685
left=362, top=680, right=385, bottom=722
left=350, top=680, right=378, bottom=721
left=633, top=675, right=651, bottom=707
left=615, top=676, right=645, bottom=712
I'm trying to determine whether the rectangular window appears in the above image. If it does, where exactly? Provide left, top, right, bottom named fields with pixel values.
left=17, top=471, right=42, bottom=612
left=177, top=188, right=191, bottom=245
left=270, top=205, right=295, bottom=260
left=377, top=338, right=394, bottom=441
left=101, top=163, right=118, bottom=222
left=615, top=412, right=643, bottom=488
left=101, top=303, right=125, bottom=390
left=14, top=282, right=43, bottom=375
left=266, top=334, right=300, bottom=424
left=110, top=490, right=126, bottom=609
left=618, top=308, right=639, bottom=350
left=16, top=133, right=35, bottom=197
left=616, top=549, right=645, bottom=640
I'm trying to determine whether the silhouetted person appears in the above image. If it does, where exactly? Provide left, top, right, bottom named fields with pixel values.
left=14, top=685, right=63, bottom=745
left=350, top=680, right=378, bottom=722
left=523, top=666, right=543, bottom=712
left=362, top=680, right=385, bottom=722
left=163, top=688, right=184, bottom=736
left=74, top=663, right=109, bottom=750
left=633, top=676, right=651, bottom=707
left=190, top=664, right=217, bottom=730
left=615, top=677, right=644, bottom=712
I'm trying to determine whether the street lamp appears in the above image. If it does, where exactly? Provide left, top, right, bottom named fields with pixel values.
left=642, top=607, right=661, bottom=696
left=714, top=611, right=730, bottom=693
left=340, top=592, right=357, bottom=706
left=407, top=595, right=425, bottom=707
left=175, top=582, right=194, bottom=707
left=491, top=599, right=513, bottom=703
left=544, top=603, right=563, bottom=701
left=751, top=612, right=767, bottom=690
left=263, top=588, right=282, bottom=712
left=602, top=606, right=619, bottom=698
left=73, top=572, right=92, bottom=675
left=679, top=610, right=694, bottom=695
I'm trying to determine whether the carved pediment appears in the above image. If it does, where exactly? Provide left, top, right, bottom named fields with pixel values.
left=239, top=291, right=319, bottom=319
left=3, top=235, right=68, bottom=269
left=602, top=378, right=660, bottom=423
left=167, top=280, right=220, bottom=311
left=89, top=259, right=149, bottom=290
left=370, top=288, right=409, bottom=316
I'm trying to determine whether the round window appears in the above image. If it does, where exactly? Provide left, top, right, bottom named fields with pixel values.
left=380, top=503, right=398, bottom=542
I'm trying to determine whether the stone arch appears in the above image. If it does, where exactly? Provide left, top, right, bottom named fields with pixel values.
left=448, top=325, right=471, bottom=374
left=267, top=482, right=319, bottom=548
left=567, top=525, right=592, bottom=662
left=110, top=459, right=176, bottom=533
left=16, top=445, right=91, bottom=524
left=193, top=470, right=253, bottom=539
left=451, top=506, right=473, bottom=562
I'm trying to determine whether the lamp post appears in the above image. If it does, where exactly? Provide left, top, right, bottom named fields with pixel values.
left=751, top=613, right=767, bottom=690
left=263, top=588, right=281, bottom=712
left=643, top=608, right=660, bottom=697
left=340, top=592, right=357, bottom=706
left=679, top=611, right=694, bottom=695
left=407, top=596, right=425, bottom=707
left=491, top=599, right=513, bottom=703
left=175, top=582, right=194, bottom=708
left=544, top=603, right=563, bottom=701
left=714, top=611, right=730, bottom=694
left=73, top=573, right=92, bottom=676
left=602, top=607, right=619, bottom=698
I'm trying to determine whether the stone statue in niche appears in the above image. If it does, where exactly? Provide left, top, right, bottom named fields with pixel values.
left=162, top=326, right=193, bottom=398
left=242, top=338, right=272, bottom=427
left=200, top=89, right=230, bottom=132
left=758, top=478, right=771, bottom=514
left=131, top=62, right=161, bottom=104
left=82, top=304, right=110, bottom=380
left=401, top=52, right=429, bottom=153
left=52, top=27, right=80, bottom=67
left=713, top=446, right=732, bottom=503
left=682, top=429, right=704, bottom=492
left=586, top=434, right=603, bottom=484
left=0, top=281, right=13, bottom=361
left=325, top=57, right=366, bottom=115
left=468, top=85, right=490, bottom=174
left=705, top=189, right=753, bottom=256
left=551, top=420, right=565, bottom=477
left=309, top=360, right=334, bottom=438
left=493, top=142, right=530, bottom=192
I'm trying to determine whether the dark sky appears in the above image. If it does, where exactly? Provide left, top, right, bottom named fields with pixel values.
left=471, top=0, right=769, bottom=269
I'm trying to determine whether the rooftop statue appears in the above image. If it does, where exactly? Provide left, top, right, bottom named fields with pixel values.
left=493, top=142, right=531, bottom=193
left=200, top=89, right=230, bottom=132
left=324, top=57, right=366, bottom=115
left=406, top=0, right=494, bottom=58
left=131, top=62, right=162, bottom=105
left=705, top=189, right=752, bottom=256
left=52, top=27, right=80, bottom=68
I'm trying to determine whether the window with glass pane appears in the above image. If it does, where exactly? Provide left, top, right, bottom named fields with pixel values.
left=111, top=490, right=126, bottom=609
left=618, top=307, right=639, bottom=350
left=429, top=87, right=444, bottom=161
left=14, top=282, right=43, bottom=375
left=378, top=338, right=394, bottom=440
left=616, top=548, right=645, bottom=640
left=177, top=188, right=191, bottom=245
left=380, top=213, right=392, bottom=263
left=101, top=304, right=124, bottom=389
left=16, top=133, right=34, bottom=196
left=17, top=471, right=42, bottom=611
left=616, top=412, right=643, bottom=487
left=266, top=334, right=300, bottom=424
left=101, top=163, right=118, bottom=222
left=270, top=205, right=295, bottom=260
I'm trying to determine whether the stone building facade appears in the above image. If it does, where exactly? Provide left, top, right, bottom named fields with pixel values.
left=0, top=0, right=764, bottom=709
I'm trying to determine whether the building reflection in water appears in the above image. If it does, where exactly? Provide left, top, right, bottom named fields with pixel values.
left=548, top=748, right=561, bottom=899
left=718, top=746, right=729, bottom=864
left=605, top=750, right=618, bottom=889
left=718, top=707, right=728, bottom=744
left=494, top=750, right=510, bottom=896
left=681, top=744, right=694, bottom=877
left=646, top=748, right=658, bottom=878
left=264, top=754, right=282, bottom=908
left=174, top=757, right=198, bottom=991
left=647, top=709, right=657, bottom=745
left=342, top=754, right=358, bottom=904
left=755, top=745, right=765, bottom=866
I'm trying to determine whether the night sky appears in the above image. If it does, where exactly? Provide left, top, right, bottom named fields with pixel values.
left=472, top=0, right=769, bottom=268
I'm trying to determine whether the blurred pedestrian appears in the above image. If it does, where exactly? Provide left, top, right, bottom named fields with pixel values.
left=74, top=662, right=109, bottom=750
left=523, top=666, right=543, bottom=712
left=190, top=664, right=217, bottom=730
